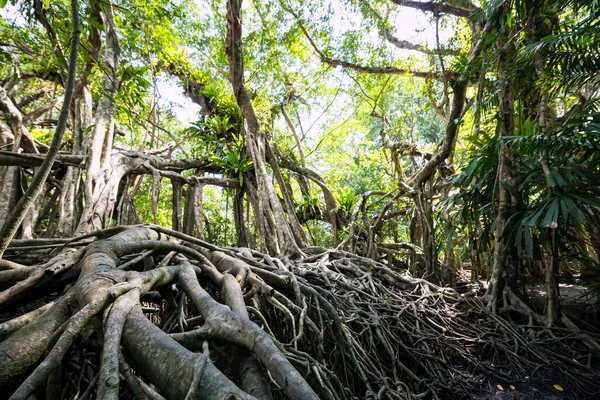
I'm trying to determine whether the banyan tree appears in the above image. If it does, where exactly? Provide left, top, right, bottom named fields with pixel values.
left=1, top=0, right=600, bottom=399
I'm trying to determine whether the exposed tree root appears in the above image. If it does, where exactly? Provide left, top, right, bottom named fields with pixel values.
left=0, top=225, right=599, bottom=399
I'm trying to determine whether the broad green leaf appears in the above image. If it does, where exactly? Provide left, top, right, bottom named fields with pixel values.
left=559, top=198, right=569, bottom=226
left=524, top=226, right=533, bottom=258
left=563, top=197, right=584, bottom=225
left=550, top=168, right=566, bottom=187
left=541, top=200, right=560, bottom=228
left=526, top=204, right=546, bottom=227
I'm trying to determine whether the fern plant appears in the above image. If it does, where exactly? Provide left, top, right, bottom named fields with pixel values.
left=210, top=133, right=253, bottom=184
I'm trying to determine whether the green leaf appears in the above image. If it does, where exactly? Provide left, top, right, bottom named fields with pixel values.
left=524, top=225, right=533, bottom=258
left=86, top=16, right=104, bottom=31
left=563, top=197, right=585, bottom=225
left=571, top=194, right=600, bottom=208
left=506, top=12, right=513, bottom=29
left=526, top=204, right=546, bottom=227
left=550, top=168, right=566, bottom=187
left=454, top=159, right=478, bottom=186
left=42, top=0, right=50, bottom=9
left=0, top=0, right=8, bottom=8
left=559, top=198, right=569, bottom=226
left=541, top=199, right=560, bottom=228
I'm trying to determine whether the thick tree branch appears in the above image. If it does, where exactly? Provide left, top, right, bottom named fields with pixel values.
left=360, top=0, right=460, bottom=56
left=22, top=98, right=60, bottom=126
left=227, top=0, right=306, bottom=255
left=0, top=151, right=85, bottom=168
left=33, top=0, right=69, bottom=81
left=385, top=33, right=459, bottom=55
left=164, top=64, right=214, bottom=116
left=18, top=71, right=64, bottom=86
left=390, top=0, right=479, bottom=18
left=280, top=0, right=457, bottom=81
left=0, top=151, right=222, bottom=174
left=409, top=19, right=493, bottom=186
left=322, top=57, right=457, bottom=80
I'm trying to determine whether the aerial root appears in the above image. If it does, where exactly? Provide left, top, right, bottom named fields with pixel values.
left=10, top=298, right=107, bottom=400
left=184, top=351, right=209, bottom=400
left=98, top=278, right=142, bottom=400
left=0, top=301, right=54, bottom=338
left=118, top=352, right=166, bottom=400
left=1, top=225, right=599, bottom=399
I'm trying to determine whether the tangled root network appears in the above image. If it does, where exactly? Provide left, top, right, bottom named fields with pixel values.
left=0, top=225, right=599, bottom=399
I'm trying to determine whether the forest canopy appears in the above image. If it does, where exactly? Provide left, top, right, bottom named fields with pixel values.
left=0, top=0, right=600, bottom=399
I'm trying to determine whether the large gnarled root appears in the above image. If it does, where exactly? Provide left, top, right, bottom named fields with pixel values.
left=1, top=227, right=317, bottom=399
left=1, top=225, right=599, bottom=399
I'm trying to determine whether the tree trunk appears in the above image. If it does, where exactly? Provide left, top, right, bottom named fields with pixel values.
left=172, top=180, right=182, bottom=232
left=0, top=126, right=16, bottom=227
left=487, top=30, right=518, bottom=312
left=78, top=1, right=120, bottom=235
left=225, top=0, right=302, bottom=256
left=59, top=85, right=91, bottom=236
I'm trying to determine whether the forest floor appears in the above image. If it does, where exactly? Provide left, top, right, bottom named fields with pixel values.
left=2, top=241, right=599, bottom=400
left=457, top=266, right=600, bottom=324
left=530, top=282, right=600, bottom=325
left=530, top=282, right=599, bottom=305
left=485, top=283, right=599, bottom=399
left=453, top=269, right=600, bottom=399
